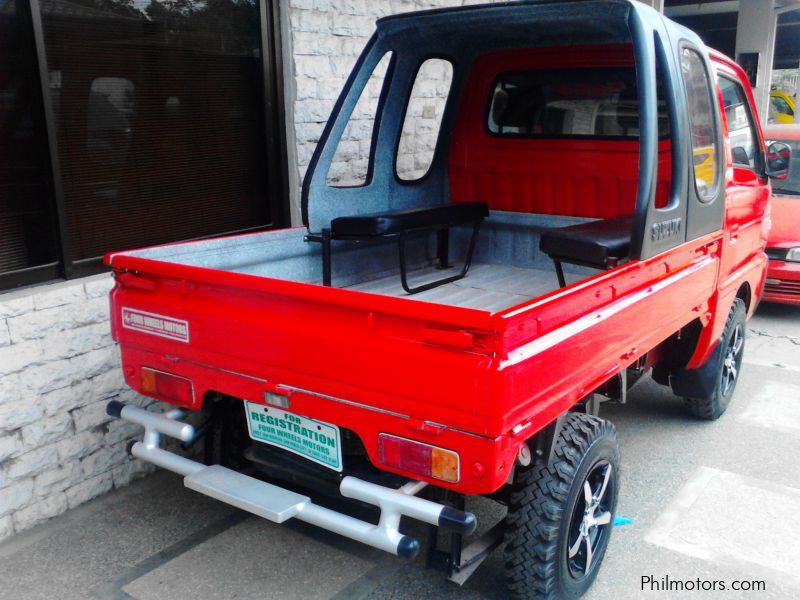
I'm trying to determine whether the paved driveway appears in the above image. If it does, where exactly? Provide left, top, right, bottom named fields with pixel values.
left=1, top=302, right=798, bottom=600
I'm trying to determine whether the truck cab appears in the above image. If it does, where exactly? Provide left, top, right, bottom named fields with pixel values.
left=104, top=2, right=789, bottom=598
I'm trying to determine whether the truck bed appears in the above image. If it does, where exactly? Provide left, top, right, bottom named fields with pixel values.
left=107, top=205, right=723, bottom=491
left=347, top=264, right=561, bottom=311
left=110, top=210, right=589, bottom=313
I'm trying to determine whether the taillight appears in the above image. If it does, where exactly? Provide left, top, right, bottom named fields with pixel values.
left=140, top=367, right=194, bottom=405
left=378, top=433, right=460, bottom=483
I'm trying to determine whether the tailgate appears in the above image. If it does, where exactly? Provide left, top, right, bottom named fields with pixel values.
left=108, top=256, right=500, bottom=436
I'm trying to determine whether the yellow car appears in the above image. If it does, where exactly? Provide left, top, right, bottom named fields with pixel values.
left=693, top=145, right=716, bottom=189
left=770, top=89, right=795, bottom=124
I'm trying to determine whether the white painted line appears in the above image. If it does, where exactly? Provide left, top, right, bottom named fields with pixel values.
left=646, top=467, right=800, bottom=585
left=736, top=382, right=800, bottom=435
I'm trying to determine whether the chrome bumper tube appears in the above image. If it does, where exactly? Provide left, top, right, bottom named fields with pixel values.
left=106, top=401, right=476, bottom=559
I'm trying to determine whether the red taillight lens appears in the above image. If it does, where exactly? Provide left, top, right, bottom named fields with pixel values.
left=378, top=434, right=460, bottom=483
left=140, top=367, right=194, bottom=405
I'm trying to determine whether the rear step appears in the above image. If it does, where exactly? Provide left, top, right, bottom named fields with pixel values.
left=106, top=401, right=476, bottom=559
left=185, top=466, right=308, bottom=523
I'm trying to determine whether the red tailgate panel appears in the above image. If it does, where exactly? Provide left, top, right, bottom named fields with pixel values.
left=110, top=266, right=498, bottom=436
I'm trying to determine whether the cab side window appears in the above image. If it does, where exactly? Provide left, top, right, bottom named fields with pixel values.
left=718, top=76, right=760, bottom=171
left=680, top=48, right=718, bottom=200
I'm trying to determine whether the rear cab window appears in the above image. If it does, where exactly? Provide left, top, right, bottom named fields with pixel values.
left=396, top=58, right=454, bottom=181
left=486, top=67, right=669, bottom=138
left=680, top=48, right=719, bottom=201
left=326, top=52, right=393, bottom=187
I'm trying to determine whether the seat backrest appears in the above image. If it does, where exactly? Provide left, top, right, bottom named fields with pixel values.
left=448, top=44, right=671, bottom=218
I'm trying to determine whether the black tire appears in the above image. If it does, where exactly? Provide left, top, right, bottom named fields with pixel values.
left=681, top=298, right=746, bottom=420
left=504, top=413, right=620, bottom=600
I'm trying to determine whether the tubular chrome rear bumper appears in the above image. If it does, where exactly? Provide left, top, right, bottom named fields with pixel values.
left=106, top=401, right=476, bottom=559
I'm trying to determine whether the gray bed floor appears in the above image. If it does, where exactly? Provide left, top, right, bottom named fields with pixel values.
left=346, top=263, right=564, bottom=312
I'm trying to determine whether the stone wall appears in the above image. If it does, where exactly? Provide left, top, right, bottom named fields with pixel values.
left=0, top=275, right=158, bottom=540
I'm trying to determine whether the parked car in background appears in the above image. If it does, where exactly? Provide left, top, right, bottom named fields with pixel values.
left=769, top=89, right=796, bottom=124
left=763, top=124, right=800, bottom=304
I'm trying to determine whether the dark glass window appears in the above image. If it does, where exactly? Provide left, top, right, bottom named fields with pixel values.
left=718, top=76, right=758, bottom=170
left=0, top=0, right=284, bottom=291
left=680, top=48, right=718, bottom=200
left=0, top=0, right=58, bottom=276
left=486, top=67, right=669, bottom=138
left=39, top=0, right=274, bottom=261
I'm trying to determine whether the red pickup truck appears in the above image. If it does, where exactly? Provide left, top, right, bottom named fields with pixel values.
left=104, top=1, right=790, bottom=598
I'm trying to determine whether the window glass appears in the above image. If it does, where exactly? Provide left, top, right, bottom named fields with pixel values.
left=39, top=0, right=275, bottom=261
left=718, top=76, right=758, bottom=169
left=396, top=58, right=454, bottom=181
left=327, top=52, right=392, bottom=187
left=486, top=67, right=669, bottom=138
left=680, top=48, right=717, bottom=199
left=87, top=78, right=134, bottom=167
left=0, top=0, right=58, bottom=277
left=772, top=96, right=793, bottom=116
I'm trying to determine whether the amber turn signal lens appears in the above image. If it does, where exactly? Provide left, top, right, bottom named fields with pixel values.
left=431, top=447, right=460, bottom=483
left=140, top=367, right=194, bottom=405
left=140, top=367, right=157, bottom=394
left=377, top=433, right=460, bottom=483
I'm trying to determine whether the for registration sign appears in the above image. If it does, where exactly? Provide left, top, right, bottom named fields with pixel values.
left=243, top=401, right=343, bottom=472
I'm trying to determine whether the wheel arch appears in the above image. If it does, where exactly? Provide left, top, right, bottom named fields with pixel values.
left=527, top=413, right=567, bottom=469
left=670, top=296, right=746, bottom=402
left=736, top=281, right=753, bottom=314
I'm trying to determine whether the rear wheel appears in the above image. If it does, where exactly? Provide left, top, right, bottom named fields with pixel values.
left=681, top=298, right=746, bottom=420
left=504, top=413, right=620, bottom=600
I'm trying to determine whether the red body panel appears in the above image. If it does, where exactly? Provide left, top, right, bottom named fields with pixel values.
left=764, top=260, right=800, bottom=304
left=767, top=194, right=799, bottom=248
left=105, top=49, right=769, bottom=495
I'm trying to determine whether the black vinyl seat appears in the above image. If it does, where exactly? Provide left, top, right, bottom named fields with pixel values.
left=310, top=202, right=489, bottom=294
left=539, top=215, right=633, bottom=287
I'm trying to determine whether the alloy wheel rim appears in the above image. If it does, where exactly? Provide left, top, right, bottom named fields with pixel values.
left=721, top=324, right=743, bottom=396
left=566, top=461, right=614, bottom=578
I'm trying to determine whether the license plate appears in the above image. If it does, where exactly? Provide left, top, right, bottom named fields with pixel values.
left=243, top=401, right=343, bottom=472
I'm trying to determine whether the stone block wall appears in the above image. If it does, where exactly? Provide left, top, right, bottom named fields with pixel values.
left=0, top=275, right=159, bottom=540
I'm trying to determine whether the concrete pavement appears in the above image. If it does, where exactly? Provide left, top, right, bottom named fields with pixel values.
left=1, top=302, right=798, bottom=599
